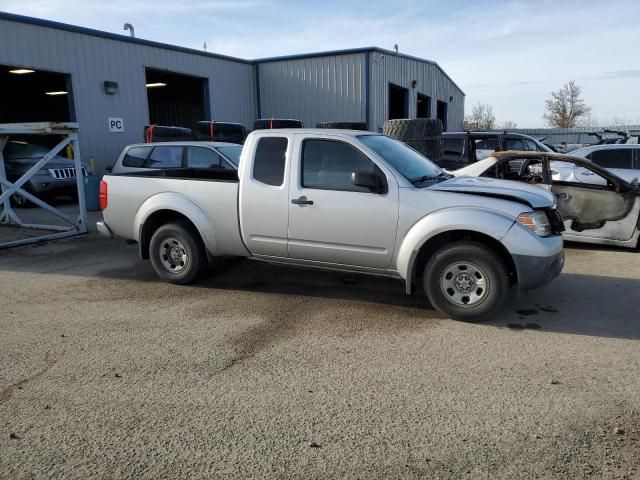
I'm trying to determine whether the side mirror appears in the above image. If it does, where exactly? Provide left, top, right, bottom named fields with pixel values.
left=105, top=166, right=113, bottom=173
left=352, top=172, right=386, bottom=194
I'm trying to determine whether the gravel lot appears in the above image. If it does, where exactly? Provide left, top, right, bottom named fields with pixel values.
left=1, top=227, right=639, bottom=479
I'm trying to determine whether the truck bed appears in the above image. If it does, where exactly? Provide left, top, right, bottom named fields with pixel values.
left=103, top=168, right=247, bottom=257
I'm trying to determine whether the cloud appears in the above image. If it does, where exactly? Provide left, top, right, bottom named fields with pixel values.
left=2, top=0, right=640, bottom=127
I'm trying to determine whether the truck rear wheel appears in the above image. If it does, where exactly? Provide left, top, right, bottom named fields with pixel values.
left=149, top=220, right=206, bottom=285
left=423, top=241, right=509, bottom=322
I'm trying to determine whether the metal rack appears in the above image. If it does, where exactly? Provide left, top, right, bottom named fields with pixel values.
left=0, top=122, right=87, bottom=248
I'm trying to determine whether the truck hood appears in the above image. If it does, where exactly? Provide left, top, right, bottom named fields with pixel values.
left=428, top=176, right=555, bottom=209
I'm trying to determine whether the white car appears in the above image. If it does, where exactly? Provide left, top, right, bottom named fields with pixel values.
left=560, top=144, right=640, bottom=185
left=109, top=141, right=242, bottom=174
left=455, top=151, right=640, bottom=249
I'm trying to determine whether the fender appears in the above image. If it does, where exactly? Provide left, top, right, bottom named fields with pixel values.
left=395, top=207, right=517, bottom=294
left=133, top=192, right=220, bottom=255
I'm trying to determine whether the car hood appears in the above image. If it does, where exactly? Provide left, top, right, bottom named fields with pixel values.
left=6, top=155, right=85, bottom=171
left=428, top=176, right=555, bottom=209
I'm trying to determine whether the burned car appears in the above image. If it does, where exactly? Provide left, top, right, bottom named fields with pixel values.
left=455, top=151, right=640, bottom=249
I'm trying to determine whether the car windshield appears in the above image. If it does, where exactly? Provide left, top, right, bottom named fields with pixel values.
left=216, top=145, right=242, bottom=167
left=5, top=141, right=51, bottom=159
left=358, top=135, right=446, bottom=185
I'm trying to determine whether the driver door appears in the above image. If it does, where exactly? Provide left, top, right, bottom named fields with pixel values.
left=287, top=136, right=399, bottom=269
left=547, top=160, right=639, bottom=242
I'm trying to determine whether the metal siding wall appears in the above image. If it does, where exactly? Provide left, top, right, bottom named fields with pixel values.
left=258, top=54, right=366, bottom=128
left=0, top=18, right=256, bottom=172
left=368, top=52, right=464, bottom=132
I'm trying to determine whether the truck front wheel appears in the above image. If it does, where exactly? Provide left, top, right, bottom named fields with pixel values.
left=423, top=241, right=509, bottom=322
left=149, top=220, right=206, bottom=285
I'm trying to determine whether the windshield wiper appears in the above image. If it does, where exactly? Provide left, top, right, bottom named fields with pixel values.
left=411, top=171, right=452, bottom=186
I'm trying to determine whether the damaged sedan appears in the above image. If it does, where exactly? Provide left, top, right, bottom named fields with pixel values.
left=454, top=152, right=640, bottom=249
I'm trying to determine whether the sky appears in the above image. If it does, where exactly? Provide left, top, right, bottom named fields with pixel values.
left=2, top=0, right=640, bottom=127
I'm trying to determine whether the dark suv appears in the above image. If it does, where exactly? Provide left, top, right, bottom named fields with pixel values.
left=440, top=132, right=552, bottom=170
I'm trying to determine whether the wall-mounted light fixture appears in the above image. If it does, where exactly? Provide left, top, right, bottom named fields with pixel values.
left=104, top=81, right=119, bottom=95
left=411, top=80, right=417, bottom=89
left=449, top=96, right=454, bottom=102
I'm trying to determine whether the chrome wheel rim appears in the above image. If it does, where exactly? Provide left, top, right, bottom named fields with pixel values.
left=440, top=261, right=489, bottom=307
left=159, top=237, right=189, bottom=274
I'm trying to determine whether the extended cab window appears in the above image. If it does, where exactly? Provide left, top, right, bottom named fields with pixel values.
left=122, top=146, right=152, bottom=168
left=590, top=149, right=633, bottom=169
left=148, top=146, right=183, bottom=169
left=253, top=137, right=288, bottom=186
left=302, top=139, right=381, bottom=192
left=186, top=147, right=226, bottom=169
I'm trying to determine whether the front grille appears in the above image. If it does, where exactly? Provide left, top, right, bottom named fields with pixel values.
left=48, top=167, right=88, bottom=179
left=545, top=208, right=565, bottom=234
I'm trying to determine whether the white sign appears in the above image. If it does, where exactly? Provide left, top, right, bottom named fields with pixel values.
left=108, top=117, right=124, bottom=132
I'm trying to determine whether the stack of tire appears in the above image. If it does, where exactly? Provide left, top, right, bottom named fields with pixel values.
left=383, top=119, right=443, bottom=161
left=253, top=118, right=303, bottom=130
left=316, top=122, right=368, bottom=131
left=194, top=121, right=246, bottom=144
left=144, top=125, right=192, bottom=143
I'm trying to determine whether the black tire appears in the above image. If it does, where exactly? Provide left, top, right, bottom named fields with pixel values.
left=423, top=241, right=509, bottom=322
left=194, top=121, right=246, bottom=144
left=149, top=220, right=207, bottom=285
left=316, top=122, right=368, bottom=130
left=384, top=118, right=443, bottom=141
left=144, top=125, right=193, bottom=143
left=253, top=119, right=303, bottom=130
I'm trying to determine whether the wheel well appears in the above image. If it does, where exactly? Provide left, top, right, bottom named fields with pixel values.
left=410, top=230, right=517, bottom=293
left=139, top=210, right=201, bottom=259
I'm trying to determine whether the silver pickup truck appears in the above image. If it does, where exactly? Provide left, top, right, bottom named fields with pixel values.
left=98, top=129, right=565, bottom=321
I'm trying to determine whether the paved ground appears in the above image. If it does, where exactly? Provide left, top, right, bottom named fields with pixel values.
left=0, top=225, right=639, bottom=479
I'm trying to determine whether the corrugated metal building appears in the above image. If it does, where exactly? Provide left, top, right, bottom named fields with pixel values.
left=0, top=12, right=464, bottom=172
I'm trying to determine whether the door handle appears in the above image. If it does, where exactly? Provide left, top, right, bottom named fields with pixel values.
left=291, top=196, right=314, bottom=206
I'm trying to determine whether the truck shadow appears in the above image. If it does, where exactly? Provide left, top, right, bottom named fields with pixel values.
left=1, top=237, right=638, bottom=340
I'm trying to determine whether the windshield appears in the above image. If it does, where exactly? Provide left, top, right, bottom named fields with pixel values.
left=216, top=145, right=242, bottom=167
left=358, top=134, right=445, bottom=184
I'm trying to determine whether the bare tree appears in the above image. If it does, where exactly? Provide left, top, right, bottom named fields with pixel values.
left=464, top=102, right=496, bottom=130
left=543, top=81, right=591, bottom=128
left=500, top=120, right=518, bottom=129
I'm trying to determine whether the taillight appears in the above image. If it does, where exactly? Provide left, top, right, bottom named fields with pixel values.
left=99, top=180, right=108, bottom=210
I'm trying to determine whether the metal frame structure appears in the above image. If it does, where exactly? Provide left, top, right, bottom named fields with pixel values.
left=0, top=122, right=87, bottom=248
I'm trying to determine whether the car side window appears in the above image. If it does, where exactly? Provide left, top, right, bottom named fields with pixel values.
left=504, top=138, right=525, bottom=151
left=148, top=146, right=183, bottom=169
left=302, top=139, right=383, bottom=192
left=443, top=138, right=465, bottom=160
left=523, top=139, right=539, bottom=151
left=590, top=149, right=633, bottom=169
left=253, top=137, right=288, bottom=186
left=186, top=147, right=225, bottom=169
left=122, top=146, right=152, bottom=168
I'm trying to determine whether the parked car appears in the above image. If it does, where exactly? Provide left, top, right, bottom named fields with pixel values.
left=110, top=141, right=242, bottom=174
left=441, top=132, right=553, bottom=170
left=454, top=151, right=640, bottom=249
left=562, top=144, right=640, bottom=185
left=98, top=129, right=565, bottom=322
left=1, top=140, right=87, bottom=207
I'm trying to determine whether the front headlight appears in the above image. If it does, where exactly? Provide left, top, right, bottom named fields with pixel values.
left=517, top=211, right=552, bottom=237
